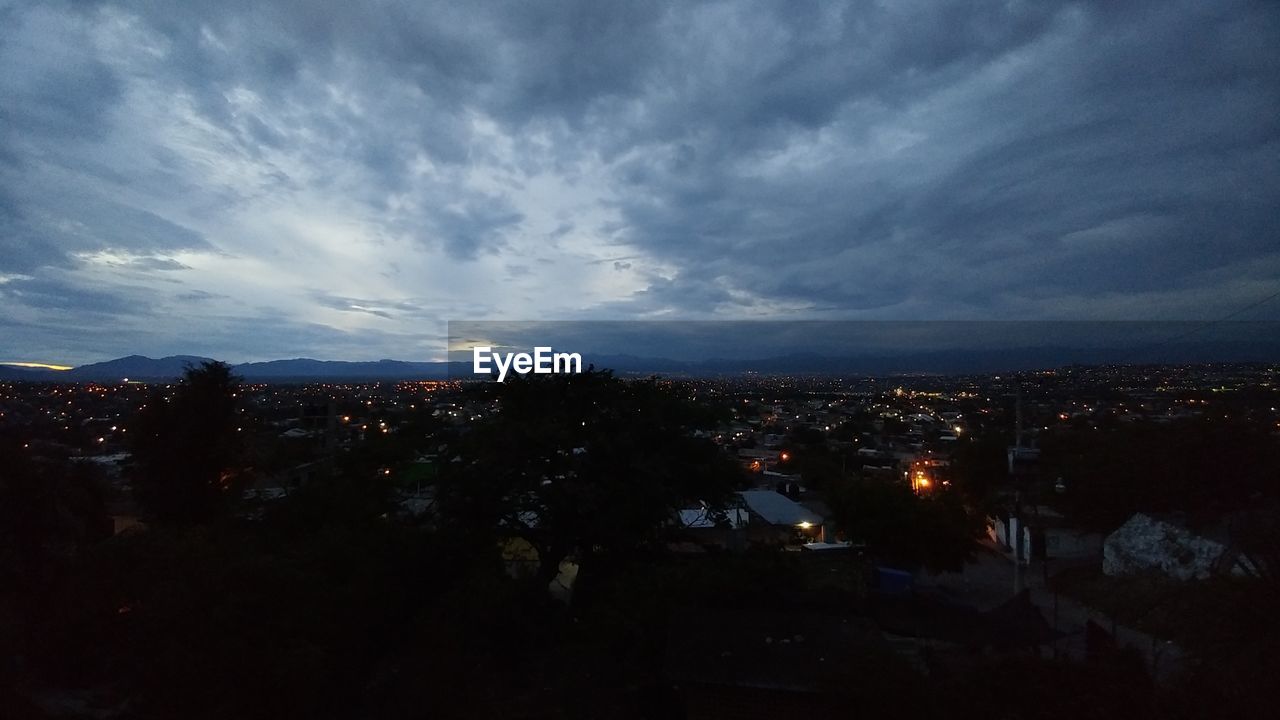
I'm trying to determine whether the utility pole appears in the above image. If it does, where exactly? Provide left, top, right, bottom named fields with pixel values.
left=1010, top=390, right=1026, bottom=595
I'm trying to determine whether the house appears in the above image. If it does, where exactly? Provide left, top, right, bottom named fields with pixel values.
left=1103, top=512, right=1254, bottom=580
left=990, top=507, right=1102, bottom=563
left=738, top=490, right=824, bottom=545
left=1029, top=515, right=1103, bottom=560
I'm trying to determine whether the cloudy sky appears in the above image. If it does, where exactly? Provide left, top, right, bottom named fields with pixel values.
left=2, top=0, right=1277, bottom=365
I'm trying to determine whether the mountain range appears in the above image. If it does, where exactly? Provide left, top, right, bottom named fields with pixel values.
left=4, top=338, right=1280, bottom=382
left=0, top=355, right=455, bottom=382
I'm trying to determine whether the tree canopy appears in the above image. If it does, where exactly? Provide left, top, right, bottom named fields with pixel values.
left=130, top=361, right=246, bottom=525
left=1040, top=416, right=1280, bottom=531
left=825, top=476, right=982, bottom=573
left=436, top=370, right=741, bottom=585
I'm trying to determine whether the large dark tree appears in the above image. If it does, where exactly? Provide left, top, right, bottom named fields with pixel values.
left=0, top=441, right=110, bottom=679
left=130, top=361, right=246, bottom=525
left=948, top=434, right=1009, bottom=511
left=825, top=476, right=982, bottom=573
left=1041, top=416, right=1280, bottom=531
left=0, top=443, right=109, bottom=585
left=437, top=370, right=741, bottom=588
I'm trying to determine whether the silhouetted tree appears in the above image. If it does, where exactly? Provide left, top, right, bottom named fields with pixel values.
left=0, top=441, right=110, bottom=675
left=130, top=361, right=246, bottom=524
left=0, top=442, right=110, bottom=584
left=437, top=370, right=741, bottom=589
left=1041, top=416, right=1280, bottom=531
left=949, top=434, right=1008, bottom=511
left=825, top=476, right=982, bottom=572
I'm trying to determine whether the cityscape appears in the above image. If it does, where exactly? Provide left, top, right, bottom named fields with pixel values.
left=3, top=0, right=1279, bottom=717
left=3, top=357, right=1279, bottom=716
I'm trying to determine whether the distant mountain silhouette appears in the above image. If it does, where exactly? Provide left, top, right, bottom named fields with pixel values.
left=9, top=337, right=1280, bottom=383
left=66, top=355, right=217, bottom=381
left=58, top=355, right=453, bottom=381
left=235, top=358, right=452, bottom=380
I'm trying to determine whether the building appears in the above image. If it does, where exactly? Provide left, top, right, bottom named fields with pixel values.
left=738, top=490, right=824, bottom=545
left=1103, top=512, right=1258, bottom=580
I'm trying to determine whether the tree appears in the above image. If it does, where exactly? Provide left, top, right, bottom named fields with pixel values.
left=1040, top=416, right=1280, bottom=531
left=130, top=361, right=246, bottom=525
left=436, top=370, right=741, bottom=588
left=0, top=440, right=110, bottom=676
left=0, top=442, right=110, bottom=584
left=949, top=434, right=1009, bottom=511
left=825, top=476, right=982, bottom=573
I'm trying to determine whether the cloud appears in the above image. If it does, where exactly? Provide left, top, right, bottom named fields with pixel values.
left=0, top=0, right=1276, bottom=364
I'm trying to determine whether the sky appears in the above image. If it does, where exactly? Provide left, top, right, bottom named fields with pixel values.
left=1, top=0, right=1277, bottom=365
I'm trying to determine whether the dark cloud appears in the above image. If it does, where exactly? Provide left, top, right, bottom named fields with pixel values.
left=582, top=1, right=1280, bottom=318
left=0, top=274, right=137, bottom=315
left=175, top=289, right=225, bottom=302
left=434, top=199, right=525, bottom=260
left=1, top=0, right=1277, bottom=363
left=0, top=3, right=124, bottom=143
left=109, top=256, right=191, bottom=271
left=0, top=186, right=209, bottom=272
